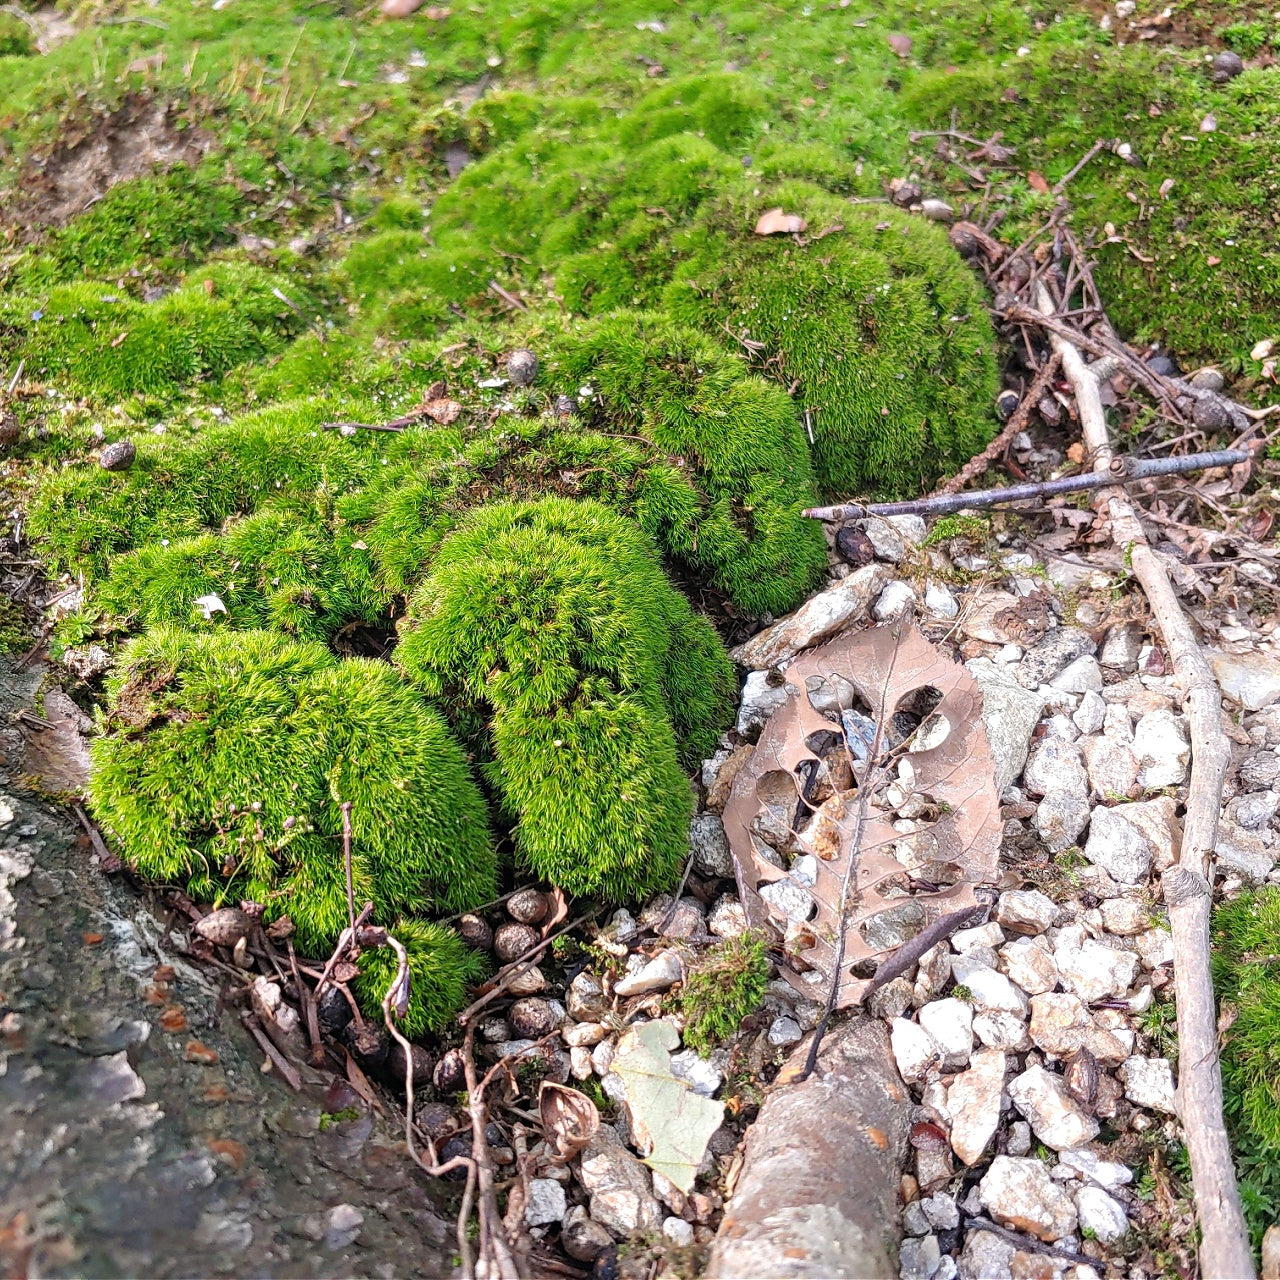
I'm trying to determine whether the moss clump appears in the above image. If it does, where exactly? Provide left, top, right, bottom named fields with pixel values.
left=397, top=496, right=736, bottom=899
left=665, top=192, right=998, bottom=500
left=90, top=627, right=497, bottom=952
left=1, top=264, right=313, bottom=402
left=1212, top=887, right=1280, bottom=1248
left=679, top=932, right=770, bottom=1056
left=353, top=917, right=488, bottom=1038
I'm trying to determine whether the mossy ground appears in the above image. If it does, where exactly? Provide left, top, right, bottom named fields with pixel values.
left=5, top=0, right=1279, bottom=1034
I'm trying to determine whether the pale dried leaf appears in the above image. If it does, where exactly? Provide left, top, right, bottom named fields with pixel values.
left=612, top=1021, right=724, bottom=1191
left=541, top=885, right=569, bottom=939
left=723, top=621, right=1001, bottom=1008
left=539, top=1081, right=600, bottom=1158
left=754, top=208, right=807, bottom=236
left=194, top=592, right=227, bottom=619
left=422, top=397, right=463, bottom=424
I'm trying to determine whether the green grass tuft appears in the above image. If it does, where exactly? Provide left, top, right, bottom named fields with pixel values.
left=679, top=932, right=769, bottom=1056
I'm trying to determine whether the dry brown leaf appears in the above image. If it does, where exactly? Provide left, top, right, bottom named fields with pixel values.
left=540, top=885, right=569, bottom=939
left=422, top=397, right=463, bottom=424
left=722, top=621, right=1001, bottom=1008
left=1027, top=170, right=1050, bottom=194
left=754, top=208, right=807, bottom=236
left=539, top=1081, right=599, bottom=1158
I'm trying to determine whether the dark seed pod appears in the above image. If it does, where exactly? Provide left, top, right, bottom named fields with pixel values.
left=888, top=178, right=922, bottom=208
left=457, top=913, right=493, bottom=952
left=344, top=1021, right=390, bottom=1070
left=433, top=1046, right=468, bottom=1094
left=995, top=389, right=1021, bottom=422
left=99, top=440, right=137, bottom=472
left=1147, top=354, right=1180, bottom=378
left=507, top=348, right=539, bottom=386
left=193, top=906, right=252, bottom=948
left=438, top=1133, right=472, bottom=1181
left=834, top=525, right=875, bottom=568
left=0, top=412, right=20, bottom=450
left=1064, top=1047, right=1099, bottom=1109
left=507, top=887, right=549, bottom=925
left=1036, top=395, right=1062, bottom=428
left=415, top=1100, right=460, bottom=1143
left=1004, top=256, right=1031, bottom=289
left=508, top=997, right=557, bottom=1040
left=493, top=921, right=539, bottom=964
left=316, top=985, right=354, bottom=1037
left=553, top=394, right=577, bottom=418
left=383, top=1039, right=435, bottom=1092
left=1192, top=394, right=1229, bottom=431
left=948, top=224, right=980, bottom=259
left=1212, top=50, right=1244, bottom=83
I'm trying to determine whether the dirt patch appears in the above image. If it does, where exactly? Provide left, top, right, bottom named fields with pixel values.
left=1077, top=0, right=1272, bottom=50
left=12, top=93, right=211, bottom=230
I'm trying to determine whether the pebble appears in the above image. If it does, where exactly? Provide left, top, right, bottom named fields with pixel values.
left=1083, top=733, right=1140, bottom=800
left=1029, top=993, right=1128, bottom=1065
left=925, top=581, right=960, bottom=619
left=995, top=889, right=1059, bottom=936
left=669, top=1049, right=723, bottom=1097
left=1132, top=709, right=1190, bottom=788
left=951, top=955, right=1029, bottom=1015
left=689, top=814, right=733, bottom=879
left=1017, top=629, right=1096, bottom=690
left=1241, top=750, right=1280, bottom=791
left=899, top=1234, right=942, bottom=1280
left=570, top=1047, right=594, bottom=1080
left=1083, top=806, right=1152, bottom=885
left=567, top=972, right=609, bottom=1022
left=563, top=1022, right=608, bottom=1048
left=888, top=515, right=927, bottom=545
left=861, top=517, right=906, bottom=562
left=1052, top=656, right=1103, bottom=694
left=968, top=659, right=1046, bottom=795
left=891, top=1017, right=943, bottom=1082
left=1075, top=1186, right=1129, bottom=1244
left=972, top=1011, right=1031, bottom=1052
left=873, top=580, right=917, bottom=622
left=708, top=894, right=749, bottom=938
left=979, top=1155, right=1079, bottom=1242
left=1006, top=1121, right=1032, bottom=1157
left=1100, top=624, right=1143, bottom=672
left=999, top=936, right=1060, bottom=997
left=1210, top=649, right=1280, bottom=711
left=1099, top=897, right=1149, bottom=936
left=1058, top=1147, right=1133, bottom=1190
left=1054, top=927, right=1139, bottom=1003
left=560, top=1205, right=614, bottom=1263
left=578, top=1131, right=664, bottom=1237
left=614, top=951, right=683, bottom=997
left=736, top=671, right=792, bottom=737
left=759, top=877, right=814, bottom=923
left=1074, top=690, right=1107, bottom=736
left=663, top=1216, right=695, bottom=1247
left=960, top=1230, right=1017, bottom=1279
left=946, top=1047, right=1006, bottom=1165
left=1023, top=737, right=1088, bottom=802
left=1118, top=1055, right=1177, bottom=1114
left=1008, top=1064, right=1100, bottom=1150
left=525, top=1178, right=568, bottom=1226
left=324, top=1204, right=364, bottom=1251
left=1215, top=822, right=1276, bottom=883
left=767, top=1015, right=803, bottom=1048
left=918, top=999, right=975, bottom=1070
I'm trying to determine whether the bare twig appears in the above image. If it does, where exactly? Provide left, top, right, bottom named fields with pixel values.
left=934, top=352, right=1062, bottom=495
left=340, top=800, right=356, bottom=935
left=241, top=1010, right=303, bottom=1089
left=1036, top=279, right=1253, bottom=1280
left=1052, top=138, right=1108, bottom=194
left=73, top=803, right=124, bottom=872
left=804, top=449, right=1248, bottom=522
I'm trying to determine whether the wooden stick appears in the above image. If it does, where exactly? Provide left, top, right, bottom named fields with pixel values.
left=933, top=352, right=1061, bottom=496
left=1036, top=281, right=1254, bottom=1280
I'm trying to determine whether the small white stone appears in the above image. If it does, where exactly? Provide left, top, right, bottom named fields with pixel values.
left=999, top=936, right=1059, bottom=996
left=918, top=998, right=975, bottom=1069
left=1074, top=690, right=1106, bottom=736
left=526, top=1178, right=568, bottom=1226
left=669, top=1049, right=722, bottom=1097
left=614, top=951, right=683, bottom=997
left=873, top=580, right=917, bottom=622
left=708, top=894, right=749, bottom=939
left=1133, top=709, right=1191, bottom=788
left=995, top=889, right=1059, bottom=936
left=759, top=877, right=814, bottom=923
left=979, top=1155, right=1079, bottom=1242
left=662, top=1216, right=694, bottom=1247
left=1074, top=1186, right=1129, bottom=1244
left=767, top=1015, right=803, bottom=1048
left=946, top=1047, right=1006, bottom=1165
left=736, top=671, right=791, bottom=737
left=951, top=955, right=1029, bottom=1015
left=1058, top=1148, right=1133, bottom=1191
left=570, top=1047, right=594, bottom=1080
left=1053, top=655, right=1104, bottom=694
left=1008, top=1064, right=1100, bottom=1151
left=925, top=581, right=960, bottom=619
left=861, top=516, right=906, bottom=562
left=891, top=1017, right=942, bottom=1083
left=1084, top=806, right=1152, bottom=885
left=1119, top=1055, right=1177, bottom=1114
left=1054, top=928, right=1139, bottom=1003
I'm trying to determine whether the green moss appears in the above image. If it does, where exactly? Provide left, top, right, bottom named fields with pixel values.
left=1212, top=887, right=1280, bottom=1250
left=679, top=932, right=769, bottom=1055
left=665, top=192, right=998, bottom=500
left=396, top=496, right=735, bottom=899
left=1221, top=22, right=1271, bottom=56
left=90, top=627, right=497, bottom=953
left=0, top=13, right=34, bottom=58
left=353, top=917, right=489, bottom=1037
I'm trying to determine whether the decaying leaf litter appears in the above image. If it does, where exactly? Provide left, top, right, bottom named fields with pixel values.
left=5, top=4, right=1280, bottom=1279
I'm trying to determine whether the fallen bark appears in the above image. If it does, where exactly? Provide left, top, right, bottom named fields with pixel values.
left=1037, top=281, right=1255, bottom=1280
left=707, top=1016, right=909, bottom=1279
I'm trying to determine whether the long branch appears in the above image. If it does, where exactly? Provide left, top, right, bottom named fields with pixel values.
left=1036, top=281, right=1254, bottom=1280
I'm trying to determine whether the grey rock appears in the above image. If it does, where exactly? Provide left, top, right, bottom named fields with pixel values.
left=1022, top=737, right=1088, bottom=803
left=1210, top=649, right=1280, bottom=711
left=578, top=1129, right=664, bottom=1237
left=1099, top=624, right=1144, bottom=671
left=1083, top=732, right=1140, bottom=799
left=759, top=876, right=814, bottom=924
left=1216, top=821, right=1277, bottom=883
left=670, top=1048, right=723, bottom=1097
left=1099, top=896, right=1150, bottom=936
left=1052, top=655, right=1103, bottom=694
left=1133, top=709, right=1191, bottom=789
left=1006, top=1121, right=1032, bottom=1157
left=526, top=1178, right=568, bottom=1226
left=1119, top=1055, right=1177, bottom=1114
left=567, top=971, right=609, bottom=1022
left=767, top=1016, right=803, bottom=1048
left=1054, top=926, right=1140, bottom=1002
left=887, top=514, right=928, bottom=545
left=972, top=1011, right=1031, bottom=1052
left=995, top=889, right=1059, bottom=935
left=979, top=1155, right=1079, bottom=1241
left=873, top=579, right=917, bottom=622
left=1075, top=1185, right=1129, bottom=1244
left=925, top=581, right=960, bottom=619
left=1084, top=805, right=1152, bottom=884
left=561, top=1205, right=614, bottom=1262
left=1007, top=1065, right=1100, bottom=1151
left=1035, top=790, right=1091, bottom=854
left=614, top=951, right=683, bottom=997
left=922, top=1192, right=960, bottom=1231
left=663, top=1216, right=695, bottom=1246
left=325, top=1204, right=364, bottom=1251
left=1058, top=1147, right=1133, bottom=1190
left=903, top=1200, right=931, bottom=1237
left=1242, top=750, right=1280, bottom=791
left=946, top=1047, right=1006, bottom=1165
left=690, top=814, right=733, bottom=879
left=967, top=658, right=1046, bottom=796
left=899, top=1234, right=942, bottom=1280
left=99, top=439, right=137, bottom=472
left=959, top=1230, right=1016, bottom=1279
left=1017, top=629, right=1096, bottom=690
left=1228, top=789, right=1280, bottom=830
left=860, top=516, right=906, bottom=563
left=708, top=894, right=749, bottom=938
left=1073, top=690, right=1106, bottom=736
left=736, top=671, right=791, bottom=737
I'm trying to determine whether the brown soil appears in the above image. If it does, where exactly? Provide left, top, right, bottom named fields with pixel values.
left=11, top=93, right=210, bottom=230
